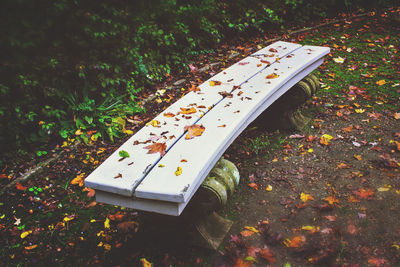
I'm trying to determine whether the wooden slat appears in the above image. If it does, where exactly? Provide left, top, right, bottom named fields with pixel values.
left=84, top=42, right=301, bottom=196
left=134, top=45, right=330, bottom=204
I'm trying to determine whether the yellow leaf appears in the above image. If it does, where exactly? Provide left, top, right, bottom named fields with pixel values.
left=244, top=226, right=259, bottom=233
left=70, top=173, right=86, bottom=187
left=158, top=164, right=165, bottom=168
left=266, top=185, right=273, bottom=191
left=123, top=129, right=133, bottom=135
left=104, top=243, right=111, bottom=251
left=146, top=120, right=160, bottom=127
left=333, top=56, right=345, bottom=63
left=307, top=148, right=313, bottom=153
left=175, top=166, right=182, bottom=176
left=209, top=80, right=221, bottom=86
left=63, top=215, right=75, bottom=222
left=300, top=193, right=314, bottom=202
left=376, top=80, right=386, bottom=85
left=21, top=230, right=32, bottom=239
left=354, top=154, right=362, bottom=160
left=394, top=113, right=400, bottom=120
left=75, top=129, right=83, bottom=135
left=355, top=109, right=366, bottom=113
left=392, top=244, right=400, bottom=250
left=141, top=258, right=153, bottom=267
left=301, top=225, right=320, bottom=233
left=378, top=184, right=391, bottom=192
left=104, top=218, right=110, bottom=229
left=272, top=157, right=278, bottom=162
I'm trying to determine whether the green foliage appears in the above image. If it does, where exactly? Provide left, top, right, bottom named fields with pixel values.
left=0, top=0, right=396, bottom=164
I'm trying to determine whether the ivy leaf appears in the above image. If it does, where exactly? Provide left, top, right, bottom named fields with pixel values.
left=118, top=150, right=130, bottom=158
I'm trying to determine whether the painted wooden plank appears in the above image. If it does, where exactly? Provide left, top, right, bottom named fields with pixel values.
left=84, top=42, right=301, bottom=196
left=135, top=45, right=330, bottom=204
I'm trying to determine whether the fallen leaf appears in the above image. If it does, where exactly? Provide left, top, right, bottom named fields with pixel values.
left=21, top=230, right=32, bottom=239
left=266, top=185, right=273, bottom=191
left=219, top=91, right=233, bottom=98
left=337, top=162, right=350, bottom=169
left=218, top=124, right=226, bottom=128
left=283, top=235, right=306, bottom=248
left=259, top=248, right=276, bottom=263
left=248, top=183, right=259, bottom=190
left=15, top=182, right=27, bottom=191
left=354, top=154, right=362, bottom=160
left=71, top=173, right=86, bottom=187
left=368, top=257, right=388, bottom=267
left=144, top=142, right=167, bottom=156
left=104, top=218, right=110, bottom=229
left=179, top=107, right=197, bottom=114
left=355, top=108, right=366, bottom=113
left=209, top=80, right=222, bottom=86
left=146, top=120, right=160, bottom=127
left=301, top=225, right=320, bottom=233
left=269, top=48, right=277, bottom=52
left=234, top=258, right=252, bottom=267
left=320, top=134, right=333, bottom=145
left=266, top=73, right=279, bottom=79
left=163, top=112, right=175, bottom=117
left=25, top=244, right=38, bottom=250
left=354, top=188, right=375, bottom=199
left=324, top=196, right=339, bottom=205
left=240, top=230, right=255, bottom=237
left=347, top=224, right=358, bottom=235
left=300, top=193, right=314, bottom=202
left=117, top=221, right=139, bottom=233
left=324, top=215, right=337, bottom=222
left=244, top=226, right=259, bottom=233
left=141, top=258, right=153, bottom=267
left=375, top=80, right=386, bottom=86
left=342, top=125, right=353, bottom=132
left=377, top=184, right=391, bottom=192
left=114, top=173, right=122, bottom=179
left=184, top=124, right=205, bottom=139
left=83, top=187, right=95, bottom=197
left=118, top=150, right=130, bottom=158
left=333, top=56, right=345, bottom=63
left=175, top=166, right=182, bottom=176
left=394, top=113, right=400, bottom=120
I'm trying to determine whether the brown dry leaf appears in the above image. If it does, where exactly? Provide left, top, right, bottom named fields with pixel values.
left=179, top=107, right=197, bottom=114
left=266, top=73, right=279, bottom=79
left=324, top=215, right=337, bottom=222
left=144, top=142, right=167, bottom=156
left=163, top=112, right=175, bottom=117
left=218, top=124, right=226, bottom=128
left=184, top=124, right=205, bottom=139
left=259, top=248, right=276, bottom=263
left=260, top=60, right=271, bottom=64
left=114, top=173, right=122, bottom=179
left=342, top=125, right=353, bottom=132
left=219, top=91, right=233, bottom=98
left=269, top=48, right=278, bottom=52
left=347, top=196, right=360, bottom=203
left=117, top=221, right=139, bottom=233
left=347, top=223, right=358, bottom=235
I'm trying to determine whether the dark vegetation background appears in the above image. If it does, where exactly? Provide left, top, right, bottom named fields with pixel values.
left=0, top=0, right=395, bottom=166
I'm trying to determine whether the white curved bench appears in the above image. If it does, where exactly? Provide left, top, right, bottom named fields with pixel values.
left=85, top=41, right=330, bottom=216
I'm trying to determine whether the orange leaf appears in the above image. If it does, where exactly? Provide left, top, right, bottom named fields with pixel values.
left=234, top=258, right=252, bottom=267
left=283, top=235, right=306, bottom=248
left=342, top=125, right=353, bottom=132
left=184, top=124, right=205, bottom=139
left=347, top=223, right=358, bottom=235
left=109, top=211, right=125, bottom=221
left=347, top=196, right=360, bottom=203
left=240, top=230, right=255, bottom=237
left=83, top=187, right=96, bottom=197
left=140, top=258, right=152, bottom=267
left=259, top=248, right=276, bottom=263
left=324, top=196, right=339, bottom=205
left=15, top=182, right=27, bottom=191
left=117, top=221, right=139, bottom=233
left=394, top=113, right=400, bottom=120
left=163, top=112, right=175, bottom=117
left=25, top=244, right=38, bottom=250
left=375, top=80, right=386, bottom=86
left=265, top=73, right=279, bottom=79
left=179, top=107, right=197, bottom=114
left=248, top=183, right=259, bottom=190
left=86, top=201, right=97, bottom=208
left=188, top=84, right=200, bottom=92
left=368, top=257, right=388, bottom=267
left=354, top=188, right=375, bottom=199
left=144, top=142, right=167, bottom=156
left=354, top=154, right=362, bottom=160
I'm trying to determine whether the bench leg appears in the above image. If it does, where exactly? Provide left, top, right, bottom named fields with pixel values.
left=255, top=73, right=320, bottom=131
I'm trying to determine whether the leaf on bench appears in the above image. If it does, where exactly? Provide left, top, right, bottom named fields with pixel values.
left=184, top=124, right=205, bottom=139
left=146, top=120, right=160, bottom=127
left=265, top=73, right=279, bottom=79
left=144, top=142, right=167, bottom=156
left=175, top=166, right=182, bottom=176
left=209, top=80, right=222, bottom=86
left=163, top=112, right=175, bottom=117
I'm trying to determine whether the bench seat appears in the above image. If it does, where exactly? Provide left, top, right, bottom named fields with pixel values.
left=85, top=41, right=330, bottom=216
